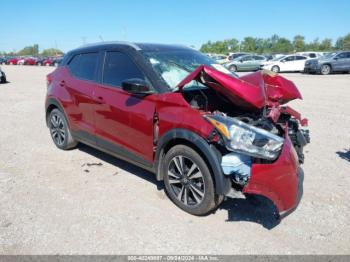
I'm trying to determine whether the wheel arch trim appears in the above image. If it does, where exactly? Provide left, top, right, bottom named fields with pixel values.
left=45, top=98, right=67, bottom=127
left=155, top=128, right=231, bottom=195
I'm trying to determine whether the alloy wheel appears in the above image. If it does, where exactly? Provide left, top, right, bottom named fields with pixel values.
left=49, top=113, right=66, bottom=146
left=321, top=65, right=330, bottom=75
left=167, top=155, right=205, bottom=206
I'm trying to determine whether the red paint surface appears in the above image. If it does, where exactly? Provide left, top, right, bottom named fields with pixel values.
left=243, top=135, right=299, bottom=213
left=47, top=64, right=306, bottom=213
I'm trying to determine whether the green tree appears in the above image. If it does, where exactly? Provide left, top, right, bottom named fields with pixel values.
left=18, top=45, right=38, bottom=56
left=33, top=44, right=39, bottom=56
left=293, top=35, right=305, bottom=52
left=41, top=48, right=64, bottom=56
left=341, top=33, right=350, bottom=50
left=306, top=38, right=320, bottom=51
left=319, top=38, right=333, bottom=51
left=271, top=37, right=293, bottom=53
left=241, top=37, right=258, bottom=52
left=199, top=32, right=350, bottom=55
left=200, top=38, right=239, bottom=54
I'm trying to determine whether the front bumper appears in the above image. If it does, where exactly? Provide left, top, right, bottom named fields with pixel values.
left=242, top=136, right=300, bottom=215
left=304, top=63, right=320, bottom=73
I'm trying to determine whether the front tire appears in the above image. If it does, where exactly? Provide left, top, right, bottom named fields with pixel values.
left=48, top=109, right=77, bottom=150
left=320, top=64, right=331, bottom=75
left=162, top=145, right=219, bottom=216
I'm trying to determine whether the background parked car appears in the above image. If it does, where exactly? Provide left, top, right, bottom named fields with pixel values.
left=227, top=52, right=249, bottom=61
left=6, top=57, right=20, bottom=65
left=261, top=55, right=308, bottom=73
left=225, top=54, right=266, bottom=72
left=17, top=58, right=26, bottom=65
left=211, top=54, right=229, bottom=64
left=304, top=51, right=350, bottom=75
left=35, top=57, right=46, bottom=66
left=24, top=57, right=38, bottom=65
left=42, top=57, right=62, bottom=66
left=51, top=57, right=63, bottom=66
left=296, top=51, right=325, bottom=59
left=0, top=57, right=8, bottom=65
left=42, top=57, right=53, bottom=66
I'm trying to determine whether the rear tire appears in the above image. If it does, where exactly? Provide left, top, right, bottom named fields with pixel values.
left=48, top=109, right=77, bottom=150
left=162, top=145, right=220, bottom=216
left=271, top=65, right=280, bottom=73
left=320, top=64, right=331, bottom=75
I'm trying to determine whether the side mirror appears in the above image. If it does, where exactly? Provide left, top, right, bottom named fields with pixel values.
left=334, top=57, right=338, bottom=60
left=122, top=78, right=153, bottom=95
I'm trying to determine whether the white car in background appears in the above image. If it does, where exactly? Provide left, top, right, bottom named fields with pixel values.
left=296, top=51, right=326, bottom=59
left=261, top=55, right=308, bottom=73
left=209, top=54, right=229, bottom=64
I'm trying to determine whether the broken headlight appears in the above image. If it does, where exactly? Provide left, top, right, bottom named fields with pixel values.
left=206, top=114, right=284, bottom=160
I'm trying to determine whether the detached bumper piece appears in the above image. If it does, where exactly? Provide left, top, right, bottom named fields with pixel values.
left=242, top=136, right=299, bottom=215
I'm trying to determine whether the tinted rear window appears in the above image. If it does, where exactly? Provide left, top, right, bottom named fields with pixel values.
left=68, top=53, right=98, bottom=81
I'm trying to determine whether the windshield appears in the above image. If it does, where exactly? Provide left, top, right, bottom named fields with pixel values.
left=321, top=52, right=337, bottom=59
left=142, top=49, right=236, bottom=91
left=273, top=56, right=285, bottom=61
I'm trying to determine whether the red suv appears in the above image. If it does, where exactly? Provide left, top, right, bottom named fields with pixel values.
left=45, top=42, right=309, bottom=217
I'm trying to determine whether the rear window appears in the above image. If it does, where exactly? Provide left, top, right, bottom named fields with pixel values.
left=68, top=53, right=98, bottom=81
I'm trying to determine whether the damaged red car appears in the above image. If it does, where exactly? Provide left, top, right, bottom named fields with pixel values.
left=45, top=42, right=310, bottom=217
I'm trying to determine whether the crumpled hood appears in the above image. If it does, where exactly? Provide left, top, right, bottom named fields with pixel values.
left=177, top=65, right=302, bottom=110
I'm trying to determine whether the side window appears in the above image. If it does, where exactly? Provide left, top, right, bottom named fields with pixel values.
left=253, top=56, right=264, bottom=60
left=282, top=56, right=295, bottom=62
left=241, top=56, right=252, bottom=61
left=68, top=53, right=98, bottom=81
left=309, top=53, right=316, bottom=58
left=103, top=51, right=147, bottom=88
left=336, top=52, right=347, bottom=59
left=296, top=56, right=307, bottom=60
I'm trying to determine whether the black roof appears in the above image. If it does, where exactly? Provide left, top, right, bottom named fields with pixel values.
left=69, top=41, right=193, bottom=54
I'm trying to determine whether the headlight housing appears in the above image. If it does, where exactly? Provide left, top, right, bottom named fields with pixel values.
left=206, top=114, right=284, bottom=160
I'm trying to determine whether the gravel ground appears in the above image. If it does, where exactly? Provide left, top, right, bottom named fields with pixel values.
left=0, top=65, right=349, bottom=254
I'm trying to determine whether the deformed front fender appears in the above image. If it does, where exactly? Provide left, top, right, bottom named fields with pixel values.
left=155, top=128, right=231, bottom=195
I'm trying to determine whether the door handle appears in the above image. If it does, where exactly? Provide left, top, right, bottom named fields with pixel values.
left=95, top=96, right=105, bottom=104
left=59, top=80, right=66, bottom=87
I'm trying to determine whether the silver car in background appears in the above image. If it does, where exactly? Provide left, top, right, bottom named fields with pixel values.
left=304, top=51, right=350, bottom=75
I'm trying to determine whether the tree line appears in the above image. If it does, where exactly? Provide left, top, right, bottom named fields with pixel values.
left=200, top=33, right=350, bottom=54
left=0, top=44, right=64, bottom=57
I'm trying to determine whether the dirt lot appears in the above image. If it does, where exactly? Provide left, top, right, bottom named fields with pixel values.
left=0, top=65, right=349, bottom=254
